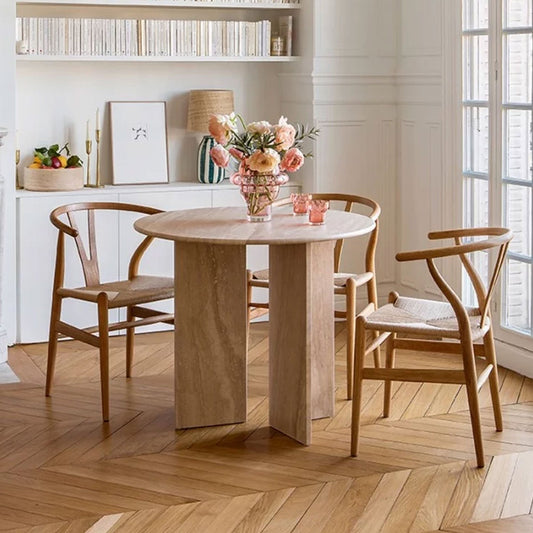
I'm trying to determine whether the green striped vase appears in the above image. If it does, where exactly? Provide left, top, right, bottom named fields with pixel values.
left=197, top=135, right=225, bottom=184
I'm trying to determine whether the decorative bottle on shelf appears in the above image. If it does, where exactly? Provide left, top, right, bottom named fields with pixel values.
left=271, top=34, right=284, bottom=57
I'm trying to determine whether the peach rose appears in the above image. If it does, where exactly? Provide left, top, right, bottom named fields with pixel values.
left=210, top=144, right=230, bottom=168
left=274, top=116, right=296, bottom=151
left=280, top=147, right=304, bottom=172
left=247, top=148, right=280, bottom=173
left=246, top=121, right=272, bottom=135
left=208, top=113, right=236, bottom=145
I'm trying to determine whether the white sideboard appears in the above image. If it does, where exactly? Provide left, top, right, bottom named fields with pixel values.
left=16, top=181, right=299, bottom=343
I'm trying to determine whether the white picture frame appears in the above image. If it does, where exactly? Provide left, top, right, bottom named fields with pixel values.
left=110, top=101, right=169, bottom=185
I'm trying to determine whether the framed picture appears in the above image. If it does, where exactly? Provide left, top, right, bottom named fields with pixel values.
left=110, top=101, right=169, bottom=185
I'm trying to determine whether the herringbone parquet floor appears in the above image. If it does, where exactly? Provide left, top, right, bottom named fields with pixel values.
left=2, top=323, right=533, bottom=532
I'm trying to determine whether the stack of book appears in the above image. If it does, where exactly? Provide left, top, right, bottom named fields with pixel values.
left=16, top=17, right=274, bottom=57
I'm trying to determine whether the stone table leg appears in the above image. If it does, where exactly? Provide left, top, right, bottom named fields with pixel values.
left=174, top=241, right=247, bottom=428
left=268, top=241, right=335, bottom=445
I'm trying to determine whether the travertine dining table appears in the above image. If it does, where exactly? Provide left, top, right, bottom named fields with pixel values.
left=135, top=206, right=375, bottom=445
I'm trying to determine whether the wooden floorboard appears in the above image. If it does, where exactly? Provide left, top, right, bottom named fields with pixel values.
left=1, top=322, right=532, bottom=532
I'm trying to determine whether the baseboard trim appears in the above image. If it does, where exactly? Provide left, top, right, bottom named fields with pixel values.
left=495, top=339, right=533, bottom=379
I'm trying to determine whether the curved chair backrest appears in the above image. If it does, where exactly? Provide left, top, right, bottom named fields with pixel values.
left=273, top=193, right=381, bottom=273
left=50, top=202, right=162, bottom=286
left=396, top=227, right=513, bottom=333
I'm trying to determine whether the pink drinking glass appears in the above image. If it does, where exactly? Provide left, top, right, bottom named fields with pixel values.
left=308, top=199, right=329, bottom=225
left=291, top=193, right=311, bottom=216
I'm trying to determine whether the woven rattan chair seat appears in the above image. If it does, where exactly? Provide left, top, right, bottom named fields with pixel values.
left=252, top=269, right=373, bottom=291
left=364, top=295, right=490, bottom=340
left=58, top=275, right=174, bottom=309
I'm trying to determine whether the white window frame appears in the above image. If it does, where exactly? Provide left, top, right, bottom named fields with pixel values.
left=442, top=0, right=533, bottom=374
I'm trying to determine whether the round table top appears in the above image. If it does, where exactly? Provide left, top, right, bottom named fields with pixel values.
left=135, top=206, right=375, bottom=245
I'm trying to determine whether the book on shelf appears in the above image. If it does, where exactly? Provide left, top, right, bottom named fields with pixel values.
left=278, top=14, right=292, bottom=56
left=17, top=17, right=272, bottom=58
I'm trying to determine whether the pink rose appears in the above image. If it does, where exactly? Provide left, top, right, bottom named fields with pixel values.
left=208, top=113, right=236, bottom=145
left=248, top=149, right=281, bottom=173
left=274, top=116, right=296, bottom=151
left=210, top=144, right=230, bottom=168
left=280, top=147, right=304, bottom=172
left=229, top=147, right=245, bottom=161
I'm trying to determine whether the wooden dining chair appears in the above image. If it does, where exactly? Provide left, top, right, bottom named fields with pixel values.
left=350, top=227, right=512, bottom=467
left=46, top=202, right=174, bottom=422
left=248, top=193, right=381, bottom=399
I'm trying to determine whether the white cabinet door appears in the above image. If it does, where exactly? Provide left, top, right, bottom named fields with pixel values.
left=117, top=190, right=212, bottom=332
left=17, top=193, right=120, bottom=343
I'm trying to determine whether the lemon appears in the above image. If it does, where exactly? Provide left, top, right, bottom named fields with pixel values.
left=58, top=155, right=67, bottom=168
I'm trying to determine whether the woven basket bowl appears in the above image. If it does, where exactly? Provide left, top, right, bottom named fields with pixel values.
left=24, top=166, right=84, bottom=191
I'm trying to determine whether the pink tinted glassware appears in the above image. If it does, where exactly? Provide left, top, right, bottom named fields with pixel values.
left=291, top=193, right=311, bottom=215
left=308, top=199, right=329, bottom=225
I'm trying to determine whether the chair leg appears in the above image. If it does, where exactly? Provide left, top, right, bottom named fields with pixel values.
left=246, top=269, right=253, bottom=325
left=350, top=316, right=367, bottom=456
left=383, top=332, right=396, bottom=418
left=483, top=328, right=503, bottom=432
left=462, top=341, right=485, bottom=468
left=97, top=294, right=110, bottom=422
left=126, top=306, right=134, bottom=378
left=45, top=294, right=62, bottom=397
left=346, top=278, right=356, bottom=400
left=367, top=276, right=381, bottom=368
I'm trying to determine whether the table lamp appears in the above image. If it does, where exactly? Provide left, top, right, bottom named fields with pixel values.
left=187, top=89, right=234, bottom=184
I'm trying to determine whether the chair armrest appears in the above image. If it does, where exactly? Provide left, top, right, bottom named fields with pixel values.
left=428, top=227, right=510, bottom=240
left=396, top=228, right=512, bottom=262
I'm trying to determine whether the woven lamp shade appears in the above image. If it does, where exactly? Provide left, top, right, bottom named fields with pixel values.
left=187, top=90, right=234, bottom=133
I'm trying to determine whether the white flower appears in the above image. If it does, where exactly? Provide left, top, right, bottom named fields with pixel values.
left=246, top=121, right=272, bottom=135
left=216, top=112, right=237, bottom=132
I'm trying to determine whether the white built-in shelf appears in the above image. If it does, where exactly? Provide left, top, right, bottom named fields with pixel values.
left=15, top=180, right=301, bottom=198
left=17, top=54, right=299, bottom=62
left=17, top=1, right=301, bottom=8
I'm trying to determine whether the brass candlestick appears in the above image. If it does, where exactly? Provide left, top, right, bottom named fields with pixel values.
left=15, top=149, right=23, bottom=189
left=86, top=129, right=103, bottom=188
left=95, top=128, right=102, bottom=188
left=85, top=140, right=92, bottom=187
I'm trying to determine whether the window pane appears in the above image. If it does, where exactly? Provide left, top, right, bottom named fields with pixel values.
left=464, top=0, right=489, bottom=29
left=463, top=251, right=488, bottom=307
left=504, top=184, right=532, bottom=255
left=504, top=33, right=532, bottom=104
left=464, top=35, right=490, bottom=101
left=503, top=258, right=532, bottom=333
left=505, top=0, right=532, bottom=28
left=464, top=177, right=489, bottom=227
left=464, top=106, right=490, bottom=173
left=503, top=109, right=532, bottom=180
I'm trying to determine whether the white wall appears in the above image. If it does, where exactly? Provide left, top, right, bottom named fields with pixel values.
left=16, top=62, right=282, bottom=184
left=0, top=0, right=17, bottom=354
left=281, top=0, right=399, bottom=300
left=396, top=0, right=448, bottom=300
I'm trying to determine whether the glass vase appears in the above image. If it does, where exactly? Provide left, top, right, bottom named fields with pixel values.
left=231, top=171, right=289, bottom=222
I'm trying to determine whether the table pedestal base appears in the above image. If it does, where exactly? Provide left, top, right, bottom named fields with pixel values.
left=269, top=241, right=335, bottom=445
left=174, top=242, right=247, bottom=428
